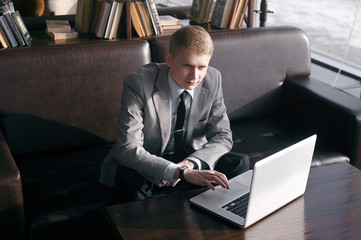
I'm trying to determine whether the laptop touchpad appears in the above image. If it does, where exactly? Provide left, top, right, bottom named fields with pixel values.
left=220, top=181, right=249, bottom=197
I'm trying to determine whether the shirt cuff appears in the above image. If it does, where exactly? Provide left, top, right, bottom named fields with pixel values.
left=161, top=157, right=203, bottom=185
left=186, top=156, right=202, bottom=170
left=161, top=163, right=180, bottom=184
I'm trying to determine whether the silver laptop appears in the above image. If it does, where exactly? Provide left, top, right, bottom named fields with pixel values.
left=190, top=135, right=317, bottom=228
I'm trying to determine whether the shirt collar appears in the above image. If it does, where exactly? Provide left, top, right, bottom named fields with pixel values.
left=167, top=70, right=194, bottom=100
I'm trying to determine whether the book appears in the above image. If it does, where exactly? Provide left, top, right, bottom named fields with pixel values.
left=0, top=3, right=24, bottom=46
left=104, top=0, right=118, bottom=38
left=228, top=0, right=240, bottom=28
left=238, top=0, right=249, bottom=28
left=46, top=30, right=79, bottom=40
left=46, top=19, right=78, bottom=40
left=136, top=1, right=154, bottom=36
left=2, top=0, right=15, bottom=12
left=95, top=0, right=112, bottom=38
left=228, top=0, right=248, bottom=29
left=75, top=0, right=94, bottom=33
left=130, top=1, right=145, bottom=37
left=158, top=15, right=182, bottom=35
left=144, top=0, right=162, bottom=35
left=161, top=24, right=182, bottom=35
left=12, top=10, right=31, bottom=45
left=0, top=25, right=10, bottom=49
left=161, top=24, right=182, bottom=30
left=204, top=0, right=217, bottom=23
left=159, top=15, right=180, bottom=26
left=89, top=0, right=104, bottom=33
left=189, top=0, right=209, bottom=24
left=45, top=20, right=72, bottom=33
left=0, top=15, right=17, bottom=47
left=108, top=0, right=124, bottom=39
left=211, top=0, right=235, bottom=28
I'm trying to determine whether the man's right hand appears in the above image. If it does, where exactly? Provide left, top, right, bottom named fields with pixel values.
left=171, top=164, right=230, bottom=190
left=183, top=168, right=230, bottom=190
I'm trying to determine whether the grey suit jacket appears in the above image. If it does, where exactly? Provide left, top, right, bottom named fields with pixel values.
left=100, top=63, right=232, bottom=186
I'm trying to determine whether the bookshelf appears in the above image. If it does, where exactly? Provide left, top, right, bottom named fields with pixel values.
left=1, top=0, right=256, bottom=50
left=123, top=0, right=255, bottom=39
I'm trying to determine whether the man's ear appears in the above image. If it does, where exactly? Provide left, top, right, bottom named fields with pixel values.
left=165, top=51, right=172, bottom=67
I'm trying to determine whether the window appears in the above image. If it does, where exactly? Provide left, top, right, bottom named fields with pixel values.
left=263, top=0, right=361, bottom=97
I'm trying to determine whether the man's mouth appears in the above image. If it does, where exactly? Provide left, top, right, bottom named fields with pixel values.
left=186, top=80, right=198, bottom=85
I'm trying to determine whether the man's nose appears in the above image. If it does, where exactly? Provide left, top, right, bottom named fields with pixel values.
left=190, top=67, right=199, bottom=79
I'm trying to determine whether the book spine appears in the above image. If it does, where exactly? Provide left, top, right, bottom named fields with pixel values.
left=95, top=0, right=111, bottom=38
left=109, top=2, right=124, bottom=39
left=238, top=0, right=249, bottom=28
left=2, top=12, right=24, bottom=46
left=204, top=0, right=216, bottom=23
left=208, top=0, right=217, bottom=23
left=228, top=0, right=240, bottom=29
left=130, top=1, right=145, bottom=37
left=104, top=0, right=118, bottom=39
left=211, top=0, right=225, bottom=28
left=144, top=0, right=157, bottom=35
left=12, top=11, right=32, bottom=45
left=0, top=15, right=17, bottom=47
left=145, top=0, right=162, bottom=35
left=0, top=25, right=10, bottom=48
left=211, top=0, right=234, bottom=28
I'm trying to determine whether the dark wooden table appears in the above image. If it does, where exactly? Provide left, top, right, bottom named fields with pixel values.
left=103, top=162, right=361, bottom=240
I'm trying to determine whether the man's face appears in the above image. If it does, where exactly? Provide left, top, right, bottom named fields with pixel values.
left=165, top=48, right=212, bottom=90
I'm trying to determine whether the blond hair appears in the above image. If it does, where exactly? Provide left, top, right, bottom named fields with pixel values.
left=169, top=25, right=214, bottom=58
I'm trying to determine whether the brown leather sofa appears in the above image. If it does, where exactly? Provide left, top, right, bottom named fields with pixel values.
left=1, top=26, right=360, bottom=240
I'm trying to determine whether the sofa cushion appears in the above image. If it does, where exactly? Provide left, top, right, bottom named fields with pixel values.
left=231, top=116, right=350, bottom=167
left=15, top=145, right=118, bottom=239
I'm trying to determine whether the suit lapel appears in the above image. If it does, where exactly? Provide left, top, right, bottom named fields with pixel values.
left=153, top=65, right=172, bottom=153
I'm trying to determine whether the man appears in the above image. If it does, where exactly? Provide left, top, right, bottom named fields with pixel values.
left=100, top=26, right=249, bottom=201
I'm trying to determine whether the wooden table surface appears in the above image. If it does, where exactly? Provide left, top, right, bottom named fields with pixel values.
left=103, top=162, right=361, bottom=240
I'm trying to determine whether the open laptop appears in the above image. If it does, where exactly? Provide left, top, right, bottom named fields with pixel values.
left=190, top=134, right=317, bottom=228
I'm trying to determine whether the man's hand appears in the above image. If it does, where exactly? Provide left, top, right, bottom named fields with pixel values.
left=169, top=159, right=230, bottom=190
left=182, top=168, right=230, bottom=190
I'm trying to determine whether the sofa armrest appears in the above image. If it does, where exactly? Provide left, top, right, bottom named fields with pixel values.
left=283, top=77, right=361, bottom=169
left=0, top=129, right=25, bottom=240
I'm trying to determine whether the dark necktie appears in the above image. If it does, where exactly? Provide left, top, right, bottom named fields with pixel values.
left=174, top=91, right=187, bottom=155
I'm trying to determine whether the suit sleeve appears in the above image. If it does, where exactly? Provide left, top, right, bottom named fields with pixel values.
left=113, top=69, right=171, bottom=184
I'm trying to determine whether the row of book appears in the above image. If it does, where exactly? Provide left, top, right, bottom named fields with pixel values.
left=0, top=0, right=31, bottom=49
left=190, top=0, right=249, bottom=29
left=130, top=1, right=182, bottom=37
left=74, top=0, right=123, bottom=39
left=75, top=0, right=183, bottom=39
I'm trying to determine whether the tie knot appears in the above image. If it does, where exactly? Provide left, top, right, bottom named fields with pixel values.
left=180, top=91, right=187, bottom=101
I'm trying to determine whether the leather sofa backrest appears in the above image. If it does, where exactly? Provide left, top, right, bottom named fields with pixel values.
left=0, top=40, right=151, bottom=155
left=151, top=26, right=311, bottom=121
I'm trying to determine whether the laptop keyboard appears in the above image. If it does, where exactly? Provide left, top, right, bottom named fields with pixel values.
left=222, top=193, right=250, bottom=218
